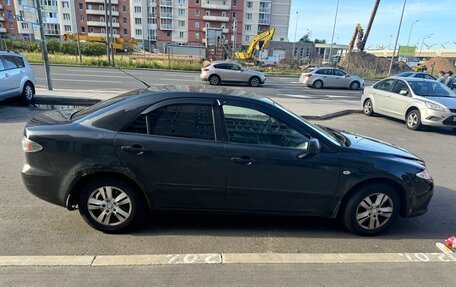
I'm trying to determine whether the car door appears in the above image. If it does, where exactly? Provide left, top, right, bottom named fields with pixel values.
left=315, top=68, right=333, bottom=87
left=0, top=58, right=8, bottom=99
left=213, top=63, right=229, bottom=82
left=333, top=69, right=349, bottom=88
left=371, top=79, right=395, bottom=115
left=114, top=98, right=227, bottom=210
left=386, top=79, right=413, bottom=119
left=228, top=63, right=248, bottom=82
left=0, top=55, right=22, bottom=97
left=219, top=100, right=341, bottom=215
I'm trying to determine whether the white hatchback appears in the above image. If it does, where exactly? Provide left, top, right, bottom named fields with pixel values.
left=0, top=51, right=36, bottom=103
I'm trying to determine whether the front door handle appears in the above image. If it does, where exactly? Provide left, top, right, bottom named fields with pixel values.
left=5, top=73, right=8, bottom=78
left=121, top=145, right=145, bottom=155
left=231, top=156, right=255, bottom=166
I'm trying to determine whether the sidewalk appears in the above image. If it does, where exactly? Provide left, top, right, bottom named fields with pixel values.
left=35, top=88, right=362, bottom=120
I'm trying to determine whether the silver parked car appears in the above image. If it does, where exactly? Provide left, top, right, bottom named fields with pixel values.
left=362, top=77, right=456, bottom=130
left=299, top=67, right=364, bottom=90
left=200, top=60, right=266, bottom=87
left=0, top=51, right=36, bottom=103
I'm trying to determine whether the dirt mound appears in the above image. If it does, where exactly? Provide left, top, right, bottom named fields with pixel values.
left=339, top=52, right=410, bottom=77
left=422, top=57, right=456, bottom=76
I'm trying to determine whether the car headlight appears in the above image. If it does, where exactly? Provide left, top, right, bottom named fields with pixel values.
left=416, top=169, right=433, bottom=182
left=425, top=102, right=449, bottom=112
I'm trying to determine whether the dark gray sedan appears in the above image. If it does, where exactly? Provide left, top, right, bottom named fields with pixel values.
left=22, top=86, right=434, bottom=235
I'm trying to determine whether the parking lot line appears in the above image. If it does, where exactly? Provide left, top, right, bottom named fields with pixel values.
left=0, top=253, right=454, bottom=266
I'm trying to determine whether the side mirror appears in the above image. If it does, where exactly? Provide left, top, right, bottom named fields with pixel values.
left=399, top=89, right=408, bottom=96
left=344, top=74, right=350, bottom=78
left=298, top=138, right=321, bottom=159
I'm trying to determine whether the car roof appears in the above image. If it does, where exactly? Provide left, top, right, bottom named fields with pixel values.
left=0, top=51, right=24, bottom=57
left=385, top=76, right=436, bottom=82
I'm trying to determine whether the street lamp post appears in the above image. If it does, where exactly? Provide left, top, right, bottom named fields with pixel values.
left=35, top=0, right=52, bottom=90
left=328, top=0, right=340, bottom=62
left=419, top=33, right=433, bottom=56
left=406, top=19, right=419, bottom=46
left=388, top=0, right=407, bottom=76
left=291, top=11, right=298, bottom=63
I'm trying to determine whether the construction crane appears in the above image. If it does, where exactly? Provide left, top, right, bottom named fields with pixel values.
left=348, top=0, right=380, bottom=52
left=235, top=28, right=275, bottom=60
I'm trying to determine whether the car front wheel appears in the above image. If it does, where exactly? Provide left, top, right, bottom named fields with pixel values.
left=406, top=110, right=422, bottom=130
left=78, top=178, right=144, bottom=233
left=342, top=184, right=400, bottom=236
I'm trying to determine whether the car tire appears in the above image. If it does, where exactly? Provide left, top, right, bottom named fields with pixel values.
left=363, top=99, right=374, bottom=116
left=249, top=76, right=261, bottom=87
left=406, top=109, right=422, bottom=130
left=350, top=81, right=360, bottom=90
left=342, top=184, right=400, bottom=236
left=78, top=177, right=144, bottom=233
left=312, top=80, right=323, bottom=89
left=209, top=75, right=221, bottom=85
left=22, top=82, right=35, bottom=104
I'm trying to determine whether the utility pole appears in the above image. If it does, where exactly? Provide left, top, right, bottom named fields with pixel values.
left=291, top=11, right=298, bottom=63
left=35, top=0, right=53, bottom=90
left=104, top=0, right=111, bottom=65
left=388, top=0, right=406, bottom=76
left=328, top=0, right=339, bottom=62
left=109, top=0, right=114, bottom=66
left=232, top=19, right=237, bottom=58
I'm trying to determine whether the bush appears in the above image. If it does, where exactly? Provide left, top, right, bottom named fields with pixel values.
left=4, top=39, right=28, bottom=51
left=81, top=42, right=106, bottom=56
left=60, top=41, right=78, bottom=55
left=46, top=39, right=61, bottom=54
left=29, top=41, right=41, bottom=53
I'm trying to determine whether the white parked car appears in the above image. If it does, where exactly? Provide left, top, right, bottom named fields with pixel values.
left=0, top=51, right=36, bottom=103
left=362, top=77, right=456, bottom=130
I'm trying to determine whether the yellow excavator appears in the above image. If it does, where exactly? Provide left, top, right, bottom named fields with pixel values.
left=235, top=28, right=275, bottom=60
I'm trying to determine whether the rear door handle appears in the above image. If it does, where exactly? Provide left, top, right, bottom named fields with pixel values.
left=5, top=73, right=8, bottom=78
left=231, top=156, right=255, bottom=166
left=121, top=145, right=146, bottom=155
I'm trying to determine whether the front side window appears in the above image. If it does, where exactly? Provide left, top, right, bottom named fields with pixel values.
left=391, top=80, right=409, bottom=94
left=333, top=69, right=346, bottom=76
left=222, top=105, right=309, bottom=149
left=148, top=104, right=214, bottom=140
left=375, top=79, right=394, bottom=91
left=0, top=58, right=5, bottom=71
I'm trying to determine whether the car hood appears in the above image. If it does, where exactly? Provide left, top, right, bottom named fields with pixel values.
left=417, top=96, right=456, bottom=109
left=342, top=132, right=423, bottom=162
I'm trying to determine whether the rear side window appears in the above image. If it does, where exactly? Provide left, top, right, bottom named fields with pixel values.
left=214, top=64, right=228, bottom=69
left=15, top=57, right=25, bottom=68
left=148, top=104, right=214, bottom=140
left=1, top=56, right=20, bottom=70
left=316, top=69, right=332, bottom=75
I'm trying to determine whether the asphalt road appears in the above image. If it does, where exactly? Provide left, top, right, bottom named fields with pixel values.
left=0, top=105, right=455, bottom=257
left=31, top=64, right=370, bottom=102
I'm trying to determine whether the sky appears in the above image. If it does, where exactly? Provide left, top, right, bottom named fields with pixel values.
left=287, top=0, right=456, bottom=50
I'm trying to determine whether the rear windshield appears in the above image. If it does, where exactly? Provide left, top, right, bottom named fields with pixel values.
left=397, top=72, right=412, bottom=77
left=407, top=81, right=456, bottom=98
left=303, top=68, right=315, bottom=73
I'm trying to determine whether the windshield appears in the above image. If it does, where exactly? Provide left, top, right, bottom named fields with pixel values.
left=407, top=81, right=456, bottom=98
left=269, top=100, right=341, bottom=146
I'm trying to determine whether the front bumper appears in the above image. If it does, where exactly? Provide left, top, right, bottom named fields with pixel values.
left=403, top=176, right=434, bottom=218
left=421, top=108, right=456, bottom=127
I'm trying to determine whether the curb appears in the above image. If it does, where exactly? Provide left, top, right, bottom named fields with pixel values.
left=30, top=63, right=299, bottom=78
left=34, top=95, right=361, bottom=120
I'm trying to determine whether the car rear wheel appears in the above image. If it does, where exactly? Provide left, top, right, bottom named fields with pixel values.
left=350, top=81, right=360, bottom=90
left=22, top=82, right=35, bottom=104
left=78, top=178, right=144, bottom=233
left=363, top=99, right=374, bottom=116
left=249, top=76, right=261, bottom=87
left=342, top=184, right=400, bottom=236
left=209, top=75, right=221, bottom=85
left=406, top=110, right=421, bottom=130
left=312, top=80, right=323, bottom=89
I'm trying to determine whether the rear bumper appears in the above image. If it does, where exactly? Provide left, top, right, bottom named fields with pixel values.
left=299, top=76, right=312, bottom=86
left=21, top=164, right=66, bottom=207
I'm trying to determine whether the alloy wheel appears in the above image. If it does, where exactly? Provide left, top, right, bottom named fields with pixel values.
left=363, top=100, right=372, bottom=115
left=25, top=85, right=34, bottom=100
left=209, top=75, right=220, bottom=85
left=355, top=193, right=394, bottom=230
left=250, top=77, right=260, bottom=87
left=87, top=186, right=132, bottom=226
left=407, top=113, right=419, bottom=128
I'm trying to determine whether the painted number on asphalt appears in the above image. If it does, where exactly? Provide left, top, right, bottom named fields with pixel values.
left=398, top=253, right=456, bottom=262
left=166, top=254, right=221, bottom=264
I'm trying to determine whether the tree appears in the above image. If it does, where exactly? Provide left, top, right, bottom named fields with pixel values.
left=314, top=39, right=327, bottom=44
left=299, top=31, right=312, bottom=43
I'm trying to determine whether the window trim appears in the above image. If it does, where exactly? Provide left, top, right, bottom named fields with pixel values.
left=122, top=98, right=220, bottom=142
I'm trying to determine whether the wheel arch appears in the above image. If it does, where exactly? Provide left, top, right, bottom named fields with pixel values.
left=335, top=177, right=408, bottom=218
left=66, top=171, right=151, bottom=211
left=405, top=106, right=420, bottom=120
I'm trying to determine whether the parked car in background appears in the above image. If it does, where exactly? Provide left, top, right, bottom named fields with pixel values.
left=22, top=86, right=434, bottom=235
left=396, top=72, right=436, bottom=80
left=299, top=67, right=364, bottom=90
left=362, top=77, right=456, bottom=130
left=260, top=56, right=279, bottom=66
left=0, top=51, right=36, bottom=103
left=200, top=60, right=266, bottom=87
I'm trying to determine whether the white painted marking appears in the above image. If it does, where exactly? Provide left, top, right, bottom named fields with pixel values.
left=55, top=73, right=132, bottom=79
left=158, top=78, right=198, bottom=82
left=163, top=73, right=198, bottom=78
left=327, top=95, right=350, bottom=98
left=64, top=69, right=143, bottom=75
left=0, top=253, right=455, bottom=266
left=36, top=78, right=119, bottom=84
left=290, top=81, right=301, bottom=84
left=276, top=94, right=316, bottom=99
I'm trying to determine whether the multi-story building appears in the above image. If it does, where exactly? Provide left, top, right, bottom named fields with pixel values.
left=1, top=0, right=290, bottom=50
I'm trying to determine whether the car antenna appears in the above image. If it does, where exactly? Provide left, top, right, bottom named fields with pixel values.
left=113, top=65, right=151, bottom=89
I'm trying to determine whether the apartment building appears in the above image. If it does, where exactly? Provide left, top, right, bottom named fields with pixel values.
left=1, top=0, right=290, bottom=50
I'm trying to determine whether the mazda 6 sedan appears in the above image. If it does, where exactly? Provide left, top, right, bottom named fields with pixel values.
left=22, top=86, right=434, bottom=235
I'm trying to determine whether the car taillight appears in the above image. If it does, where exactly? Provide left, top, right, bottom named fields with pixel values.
left=22, top=137, right=43, bottom=153
left=202, top=68, right=209, bottom=72
left=304, top=73, right=312, bottom=77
